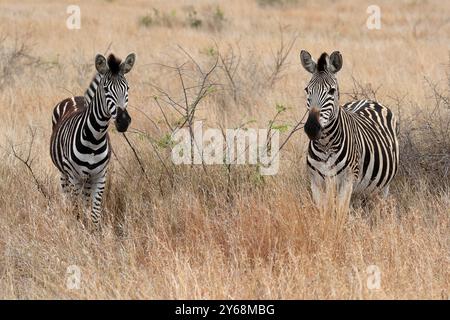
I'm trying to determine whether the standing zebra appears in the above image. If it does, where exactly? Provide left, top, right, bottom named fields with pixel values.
left=50, top=53, right=136, bottom=225
left=299, top=50, right=399, bottom=207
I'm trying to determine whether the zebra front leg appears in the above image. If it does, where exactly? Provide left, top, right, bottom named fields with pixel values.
left=60, top=174, right=72, bottom=206
left=72, top=180, right=86, bottom=221
left=60, top=174, right=71, bottom=195
left=60, top=174, right=74, bottom=213
left=337, top=171, right=353, bottom=211
left=310, top=172, right=324, bottom=209
left=382, top=185, right=390, bottom=198
left=61, top=174, right=84, bottom=219
left=89, top=174, right=107, bottom=226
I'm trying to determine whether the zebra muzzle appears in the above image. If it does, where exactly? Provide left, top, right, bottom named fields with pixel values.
left=115, top=108, right=131, bottom=132
left=304, top=110, right=322, bottom=140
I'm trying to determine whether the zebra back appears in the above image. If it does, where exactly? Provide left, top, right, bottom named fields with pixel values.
left=51, top=96, right=87, bottom=130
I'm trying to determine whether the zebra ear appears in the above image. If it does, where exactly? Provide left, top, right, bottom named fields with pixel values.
left=300, top=50, right=317, bottom=74
left=121, top=53, right=136, bottom=74
left=329, top=51, right=343, bottom=73
left=95, top=54, right=109, bottom=75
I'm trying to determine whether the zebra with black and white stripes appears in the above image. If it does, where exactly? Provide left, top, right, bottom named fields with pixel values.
left=50, top=53, right=136, bottom=225
left=299, top=50, right=399, bottom=206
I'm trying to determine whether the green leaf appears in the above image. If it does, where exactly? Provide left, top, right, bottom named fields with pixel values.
left=157, top=133, right=175, bottom=149
left=275, top=103, right=286, bottom=113
left=271, top=124, right=290, bottom=133
left=207, top=86, right=217, bottom=94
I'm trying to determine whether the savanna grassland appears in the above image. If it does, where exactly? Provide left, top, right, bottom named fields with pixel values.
left=0, top=0, right=448, bottom=299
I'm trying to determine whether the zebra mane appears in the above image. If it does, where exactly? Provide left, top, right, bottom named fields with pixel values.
left=317, top=53, right=329, bottom=72
left=107, top=54, right=122, bottom=75
left=84, top=73, right=102, bottom=105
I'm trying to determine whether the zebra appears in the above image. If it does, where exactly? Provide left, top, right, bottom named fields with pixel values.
left=50, top=53, right=136, bottom=225
left=299, top=50, right=399, bottom=207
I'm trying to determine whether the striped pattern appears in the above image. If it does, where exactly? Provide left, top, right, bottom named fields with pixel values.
left=50, top=53, right=135, bottom=225
left=300, top=50, right=399, bottom=205
left=84, top=73, right=102, bottom=106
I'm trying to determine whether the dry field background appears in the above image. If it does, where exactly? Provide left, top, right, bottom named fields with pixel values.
left=0, top=0, right=449, bottom=299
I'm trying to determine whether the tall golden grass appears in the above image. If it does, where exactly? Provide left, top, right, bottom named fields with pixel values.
left=0, top=0, right=448, bottom=299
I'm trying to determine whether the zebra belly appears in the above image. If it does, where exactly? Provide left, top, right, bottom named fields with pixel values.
left=352, top=147, right=394, bottom=195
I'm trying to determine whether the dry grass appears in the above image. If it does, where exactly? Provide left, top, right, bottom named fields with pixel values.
left=0, top=0, right=448, bottom=299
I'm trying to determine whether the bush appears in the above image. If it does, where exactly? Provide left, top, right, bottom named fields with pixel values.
left=138, top=6, right=226, bottom=32
left=398, top=77, right=450, bottom=188
left=138, top=8, right=178, bottom=28
left=256, top=0, right=299, bottom=7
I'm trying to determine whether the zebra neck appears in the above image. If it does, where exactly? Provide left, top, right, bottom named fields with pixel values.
left=314, top=107, right=343, bottom=150
left=84, top=73, right=102, bottom=105
left=82, top=85, right=111, bottom=142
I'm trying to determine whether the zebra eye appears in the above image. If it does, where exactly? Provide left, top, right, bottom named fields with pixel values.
left=328, top=88, right=336, bottom=95
left=304, top=87, right=308, bottom=94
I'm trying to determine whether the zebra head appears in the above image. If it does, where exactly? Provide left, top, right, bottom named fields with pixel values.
left=300, top=50, right=343, bottom=140
left=95, top=53, right=136, bottom=132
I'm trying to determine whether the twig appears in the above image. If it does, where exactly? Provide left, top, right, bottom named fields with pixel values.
left=121, top=132, right=150, bottom=182
left=264, top=110, right=308, bottom=167
left=111, top=147, right=131, bottom=177
left=268, top=24, right=298, bottom=87
left=8, top=126, right=49, bottom=199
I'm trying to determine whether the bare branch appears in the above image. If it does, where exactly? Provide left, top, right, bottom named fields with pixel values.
left=8, top=126, right=49, bottom=199
left=121, top=133, right=150, bottom=183
left=268, top=24, right=299, bottom=87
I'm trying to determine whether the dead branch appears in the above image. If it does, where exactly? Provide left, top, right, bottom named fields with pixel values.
left=8, top=126, right=49, bottom=199
left=121, top=132, right=150, bottom=183
left=149, top=46, right=221, bottom=174
left=218, top=44, right=242, bottom=102
left=268, top=24, right=298, bottom=87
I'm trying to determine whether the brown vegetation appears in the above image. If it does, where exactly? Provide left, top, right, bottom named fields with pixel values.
left=0, top=0, right=448, bottom=299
